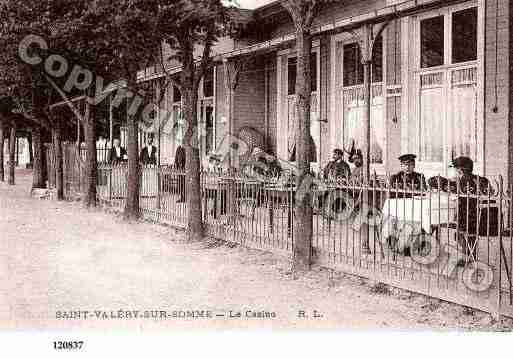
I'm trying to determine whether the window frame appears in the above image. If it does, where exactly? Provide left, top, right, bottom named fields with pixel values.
left=277, top=41, right=321, bottom=170
left=197, top=66, right=216, bottom=159
left=329, top=31, right=387, bottom=174
left=404, top=0, right=484, bottom=177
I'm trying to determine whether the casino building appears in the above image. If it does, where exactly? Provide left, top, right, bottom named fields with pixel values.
left=133, top=0, right=512, bottom=182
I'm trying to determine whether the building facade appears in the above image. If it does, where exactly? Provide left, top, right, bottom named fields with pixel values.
left=139, top=0, right=512, bottom=182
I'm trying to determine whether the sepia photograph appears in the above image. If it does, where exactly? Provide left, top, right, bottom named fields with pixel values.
left=0, top=0, right=512, bottom=356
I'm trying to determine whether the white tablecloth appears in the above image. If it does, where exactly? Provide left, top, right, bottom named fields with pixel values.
left=381, top=194, right=457, bottom=233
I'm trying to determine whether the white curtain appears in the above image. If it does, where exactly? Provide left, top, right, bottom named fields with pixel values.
left=310, top=93, right=320, bottom=165
left=450, top=84, right=477, bottom=159
left=419, top=87, right=444, bottom=162
left=370, top=96, right=385, bottom=163
left=342, top=91, right=384, bottom=164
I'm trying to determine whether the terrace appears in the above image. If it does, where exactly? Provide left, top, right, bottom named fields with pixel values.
left=48, top=149, right=513, bottom=318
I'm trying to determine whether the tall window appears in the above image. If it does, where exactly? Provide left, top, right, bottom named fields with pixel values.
left=159, top=84, right=182, bottom=164
left=416, top=5, right=479, bottom=169
left=343, top=36, right=382, bottom=86
left=172, top=85, right=183, bottom=147
left=338, top=35, right=384, bottom=165
left=200, top=67, right=215, bottom=157
left=420, top=16, right=444, bottom=68
left=287, top=54, right=317, bottom=95
left=452, top=7, right=477, bottom=63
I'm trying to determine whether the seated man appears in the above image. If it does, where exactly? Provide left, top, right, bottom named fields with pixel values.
left=349, top=149, right=363, bottom=183
left=139, top=134, right=157, bottom=165
left=448, top=156, right=492, bottom=266
left=347, top=149, right=382, bottom=214
left=108, top=139, right=127, bottom=165
left=389, top=154, right=427, bottom=198
left=323, top=148, right=351, bottom=180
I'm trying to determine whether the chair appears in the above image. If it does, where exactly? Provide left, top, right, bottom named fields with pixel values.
left=437, top=195, right=502, bottom=264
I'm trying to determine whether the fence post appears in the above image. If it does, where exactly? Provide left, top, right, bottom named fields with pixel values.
left=493, top=177, right=504, bottom=321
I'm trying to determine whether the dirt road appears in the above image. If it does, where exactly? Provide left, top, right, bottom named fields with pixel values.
left=0, top=170, right=511, bottom=331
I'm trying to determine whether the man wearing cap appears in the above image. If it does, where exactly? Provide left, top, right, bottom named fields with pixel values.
left=390, top=154, right=427, bottom=197
left=449, top=156, right=490, bottom=195
left=449, top=156, right=491, bottom=265
left=323, top=148, right=351, bottom=180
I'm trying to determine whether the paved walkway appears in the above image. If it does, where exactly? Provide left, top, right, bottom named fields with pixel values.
left=0, top=170, right=511, bottom=330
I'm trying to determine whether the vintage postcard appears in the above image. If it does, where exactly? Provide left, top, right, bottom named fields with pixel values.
left=1, top=0, right=512, bottom=356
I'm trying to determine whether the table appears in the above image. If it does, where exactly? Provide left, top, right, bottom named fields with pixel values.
left=381, top=193, right=457, bottom=251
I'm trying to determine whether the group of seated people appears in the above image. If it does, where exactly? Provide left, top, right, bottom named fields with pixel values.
left=323, top=148, right=363, bottom=182
left=383, top=153, right=492, bottom=265
left=321, top=149, right=491, bottom=198
left=204, top=143, right=492, bottom=265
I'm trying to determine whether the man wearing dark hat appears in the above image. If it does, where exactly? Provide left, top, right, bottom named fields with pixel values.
left=449, top=156, right=490, bottom=194
left=449, top=156, right=491, bottom=265
left=323, top=148, right=351, bottom=180
left=390, top=154, right=427, bottom=197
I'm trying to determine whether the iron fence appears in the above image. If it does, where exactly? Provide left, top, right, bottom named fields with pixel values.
left=54, top=147, right=513, bottom=318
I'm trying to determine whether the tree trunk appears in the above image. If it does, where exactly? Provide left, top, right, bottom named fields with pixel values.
left=124, top=113, right=140, bottom=220
left=53, top=119, right=64, bottom=200
left=0, top=122, right=4, bottom=182
left=292, top=29, right=314, bottom=271
left=32, top=125, right=45, bottom=188
left=182, top=64, right=204, bottom=241
left=83, top=100, right=98, bottom=207
left=8, top=124, right=16, bottom=185
left=27, top=132, right=34, bottom=167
